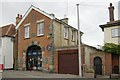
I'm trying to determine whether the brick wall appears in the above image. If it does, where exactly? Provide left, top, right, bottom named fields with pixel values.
left=17, top=9, right=52, bottom=70
left=105, top=53, right=112, bottom=75
left=84, top=44, right=112, bottom=76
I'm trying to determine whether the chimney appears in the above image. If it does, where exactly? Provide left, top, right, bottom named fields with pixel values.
left=108, top=3, right=114, bottom=22
left=61, top=15, right=68, bottom=24
left=16, top=14, right=22, bottom=25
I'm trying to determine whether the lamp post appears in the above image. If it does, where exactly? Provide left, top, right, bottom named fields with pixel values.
left=76, top=4, right=82, bottom=77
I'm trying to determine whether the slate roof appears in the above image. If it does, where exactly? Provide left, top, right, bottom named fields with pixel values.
left=99, top=20, right=120, bottom=31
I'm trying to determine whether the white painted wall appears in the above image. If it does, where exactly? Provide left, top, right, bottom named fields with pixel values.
left=0, top=37, right=3, bottom=72
left=118, top=1, right=120, bottom=20
left=104, top=26, right=120, bottom=44
left=2, top=37, right=13, bottom=69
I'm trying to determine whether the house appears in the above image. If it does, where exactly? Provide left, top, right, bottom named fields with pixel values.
left=100, top=3, right=120, bottom=74
left=0, top=23, right=15, bottom=70
left=54, top=3, right=118, bottom=76
left=118, top=1, right=120, bottom=20
left=100, top=3, right=120, bottom=44
left=14, top=5, right=80, bottom=72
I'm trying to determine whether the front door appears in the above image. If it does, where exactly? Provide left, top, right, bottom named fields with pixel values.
left=94, top=57, right=102, bottom=75
left=27, top=45, right=42, bottom=70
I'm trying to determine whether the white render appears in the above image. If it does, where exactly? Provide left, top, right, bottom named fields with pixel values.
left=118, top=2, right=120, bottom=72
left=0, top=37, right=3, bottom=72
left=104, top=25, right=120, bottom=44
left=1, top=37, right=13, bottom=69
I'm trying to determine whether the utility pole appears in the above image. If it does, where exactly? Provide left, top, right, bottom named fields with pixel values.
left=77, top=4, right=82, bottom=77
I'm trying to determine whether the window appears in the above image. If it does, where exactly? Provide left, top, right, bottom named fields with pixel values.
left=111, top=28, right=120, bottom=37
left=37, top=22, right=44, bottom=36
left=64, top=27, right=68, bottom=39
left=24, top=26, right=29, bottom=38
left=72, top=30, right=75, bottom=41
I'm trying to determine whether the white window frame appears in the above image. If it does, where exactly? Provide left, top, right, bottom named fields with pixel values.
left=24, top=24, right=30, bottom=38
left=64, top=27, right=68, bottom=39
left=72, top=30, right=75, bottom=41
left=37, top=20, right=44, bottom=36
left=111, top=28, right=120, bottom=37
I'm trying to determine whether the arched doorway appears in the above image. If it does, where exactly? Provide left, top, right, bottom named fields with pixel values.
left=26, top=45, right=42, bottom=70
left=94, top=57, right=102, bottom=75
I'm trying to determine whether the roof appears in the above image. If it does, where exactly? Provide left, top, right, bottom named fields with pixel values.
left=15, top=5, right=83, bottom=34
left=0, top=24, right=15, bottom=37
left=16, top=5, right=54, bottom=29
left=99, top=20, right=120, bottom=31
left=83, top=44, right=103, bottom=51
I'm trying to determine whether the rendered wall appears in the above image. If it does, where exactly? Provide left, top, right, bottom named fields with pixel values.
left=2, top=37, right=13, bottom=69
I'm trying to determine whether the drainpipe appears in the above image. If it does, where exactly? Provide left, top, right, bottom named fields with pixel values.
left=49, top=14, right=55, bottom=73
left=119, top=55, right=120, bottom=74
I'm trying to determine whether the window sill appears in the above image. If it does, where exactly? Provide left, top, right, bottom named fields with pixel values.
left=37, top=34, right=44, bottom=37
left=24, top=37, right=30, bottom=40
left=72, top=40, right=75, bottom=42
left=64, top=37, right=68, bottom=40
left=112, top=36, right=120, bottom=38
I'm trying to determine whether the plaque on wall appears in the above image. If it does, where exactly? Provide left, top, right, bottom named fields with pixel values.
left=31, top=33, right=35, bottom=38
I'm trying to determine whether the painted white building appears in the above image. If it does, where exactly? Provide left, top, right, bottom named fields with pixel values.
left=0, top=24, right=15, bottom=70
left=100, top=3, right=120, bottom=74
left=118, top=1, right=120, bottom=20
left=100, top=3, right=120, bottom=45
left=0, top=36, right=3, bottom=72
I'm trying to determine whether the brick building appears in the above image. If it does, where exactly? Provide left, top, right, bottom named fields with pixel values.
left=15, top=5, right=81, bottom=72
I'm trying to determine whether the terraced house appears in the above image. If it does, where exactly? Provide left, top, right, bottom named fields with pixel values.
left=15, top=5, right=80, bottom=72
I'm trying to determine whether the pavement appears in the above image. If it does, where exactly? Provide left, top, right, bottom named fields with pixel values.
left=1, top=70, right=119, bottom=80
left=2, top=70, right=80, bottom=78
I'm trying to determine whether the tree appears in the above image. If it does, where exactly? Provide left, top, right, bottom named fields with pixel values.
left=102, top=43, right=120, bottom=55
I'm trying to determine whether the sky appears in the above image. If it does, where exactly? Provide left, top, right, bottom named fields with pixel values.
left=0, top=0, right=119, bottom=47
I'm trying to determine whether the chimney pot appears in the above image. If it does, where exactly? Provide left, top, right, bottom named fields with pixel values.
left=16, top=14, right=22, bottom=25
left=20, top=15, right=22, bottom=18
left=17, top=14, right=19, bottom=17
left=110, top=3, right=112, bottom=6
left=108, top=3, right=114, bottom=22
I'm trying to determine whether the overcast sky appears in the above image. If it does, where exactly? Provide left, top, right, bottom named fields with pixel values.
left=0, top=0, right=119, bottom=47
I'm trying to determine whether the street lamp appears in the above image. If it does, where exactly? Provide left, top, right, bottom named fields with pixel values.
left=76, top=4, right=82, bottom=77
